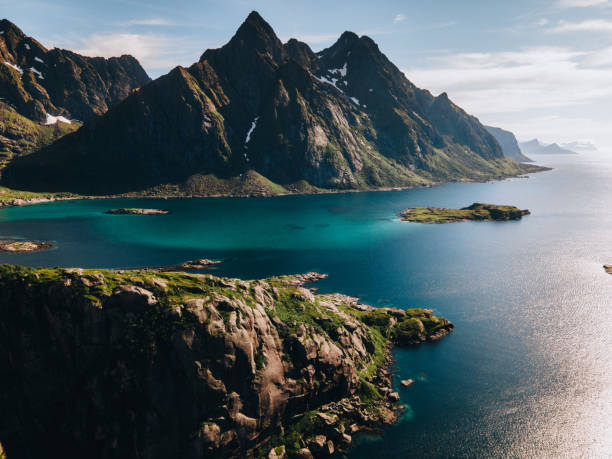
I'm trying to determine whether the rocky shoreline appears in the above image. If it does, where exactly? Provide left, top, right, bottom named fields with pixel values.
left=0, top=265, right=452, bottom=458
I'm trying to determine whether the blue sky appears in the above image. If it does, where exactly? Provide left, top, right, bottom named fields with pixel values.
left=3, top=0, right=612, bottom=149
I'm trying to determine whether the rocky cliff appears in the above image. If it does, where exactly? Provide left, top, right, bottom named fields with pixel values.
left=0, top=265, right=452, bottom=458
left=484, top=126, right=532, bottom=162
left=1, top=12, right=543, bottom=196
left=0, top=19, right=150, bottom=166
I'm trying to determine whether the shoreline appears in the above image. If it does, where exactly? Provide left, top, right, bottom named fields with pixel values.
left=0, top=167, right=552, bottom=210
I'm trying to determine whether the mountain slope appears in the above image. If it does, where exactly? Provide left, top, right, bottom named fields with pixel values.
left=1, top=12, right=543, bottom=196
left=485, top=126, right=532, bottom=162
left=520, top=139, right=576, bottom=155
left=0, top=19, right=150, bottom=164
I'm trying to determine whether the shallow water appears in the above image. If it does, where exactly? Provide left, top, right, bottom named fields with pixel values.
left=1, top=153, right=610, bottom=458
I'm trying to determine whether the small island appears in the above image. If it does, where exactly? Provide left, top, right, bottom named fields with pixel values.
left=0, top=240, right=52, bottom=252
left=105, top=208, right=171, bottom=215
left=604, top=265, right=612, bottom=275
left=399, top=203, right=530, bottom=224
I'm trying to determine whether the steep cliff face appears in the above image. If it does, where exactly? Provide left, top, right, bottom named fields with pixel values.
left=485, top=126, right=532, bottom=162
left=0, top=265, right=452, bottom=458
left=1, top=12, right=543, bottom=196
left=0, top=19, right=150, bottom=164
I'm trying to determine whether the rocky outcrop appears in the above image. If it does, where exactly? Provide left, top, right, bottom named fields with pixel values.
left=0, top=265, right=452, bottom=458
left=105, top=208, right=171, bottom=215
left=0, top=239, right=51, bottom=252
left=1, top=12, right=544, bottom=196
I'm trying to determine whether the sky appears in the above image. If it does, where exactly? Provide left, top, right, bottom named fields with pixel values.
left=3, top=0, right=612, bottom=150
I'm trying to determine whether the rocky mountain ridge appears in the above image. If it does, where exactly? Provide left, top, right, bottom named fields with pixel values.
left=0, top=18, right=150, bottom=165
left=0, top=265, right=452, bottom=458
left=1, top=12, right=544, bottom=196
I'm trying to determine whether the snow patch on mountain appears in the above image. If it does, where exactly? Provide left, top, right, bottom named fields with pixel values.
left=45, top=113, right=72, bottom=125
left=4, top=61, right=23, bottom=74
left=245, top=116, right=259, bottom=145
left=29, top=67, right=44, bottom=79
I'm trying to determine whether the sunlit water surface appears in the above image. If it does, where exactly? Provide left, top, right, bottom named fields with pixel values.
left=1, top=154, right=610, bottom=458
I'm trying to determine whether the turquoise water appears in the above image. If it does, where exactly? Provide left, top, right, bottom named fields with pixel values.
left=1, top=154, right=611, bottom=457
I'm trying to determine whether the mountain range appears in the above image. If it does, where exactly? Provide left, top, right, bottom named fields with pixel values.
left=484, top=126, right=532, bottom=162
left=1, top=12, right=544, bottom=196
left=559, top=140, right=597, bottom=153
left=519, top=139, right=577, bottom=156
left=0, top=18, right=150, bottom=166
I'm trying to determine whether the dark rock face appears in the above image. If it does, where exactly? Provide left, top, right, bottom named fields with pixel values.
left=1, top=12, right=540, bottom=195
left=0, top=266, right=452, bottom=458
left=485, top=126, right=532, bottom=162
left=0, top=18, right=150, bottom=161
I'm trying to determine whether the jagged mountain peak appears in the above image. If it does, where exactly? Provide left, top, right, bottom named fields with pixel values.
left=1, top=13, right=541, bottom=195
left=0, top=18, right=25, bottom=38
left=284, top=38, right=317, bottom=69
left=228, top=11, right=283, bottom=57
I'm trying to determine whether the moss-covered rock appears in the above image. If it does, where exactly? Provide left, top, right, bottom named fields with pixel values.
left=0, top=265, right=451, bottom=458
left=400, top=202, right=530, bottom=223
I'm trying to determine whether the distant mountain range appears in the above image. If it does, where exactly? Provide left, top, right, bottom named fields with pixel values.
left=519, top=139, right=577, bottom=155
left=485, top=126, right=532, bottom=162
left=559, top=140, right=597, bottom=153
left=1, top=12, right=544, bottom=196
left=0, top=19, right=150, bottom=166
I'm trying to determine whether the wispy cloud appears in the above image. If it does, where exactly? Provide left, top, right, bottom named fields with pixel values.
left=556, top=0, right=610, bottom=7
left=281, top=33, right=339, bottom=45
left=549, top=19, right=612, bottom=32
left=402, top=46, right=612, bottom=146
left=393, top=14, right=406, bottom=23
left=404, top=47, right=612, bottom=113
left=73, top=33, right=195, bottom=71
left=119, top=18, right=175, bottom=26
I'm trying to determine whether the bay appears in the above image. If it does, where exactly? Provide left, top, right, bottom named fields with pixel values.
left=1, top=153, right=610, bottom=458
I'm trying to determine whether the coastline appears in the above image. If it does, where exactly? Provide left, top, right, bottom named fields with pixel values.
left=0, top=265, right=453, bottom=458
left=0, top=166, right=551, bottom=210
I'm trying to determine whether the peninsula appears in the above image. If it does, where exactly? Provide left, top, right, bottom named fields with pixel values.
left=400, top=203, right=530, bottom=223
left=0, top=265, right=452, bottom=458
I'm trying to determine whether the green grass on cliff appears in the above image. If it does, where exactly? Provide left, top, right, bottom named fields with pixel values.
left=0, top=185, right=78, bottom=205
left=0, top=102, right=80, bottom=169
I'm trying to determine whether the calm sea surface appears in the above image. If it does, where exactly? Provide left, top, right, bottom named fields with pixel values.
left=1, top=153, right=610, bottom=458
